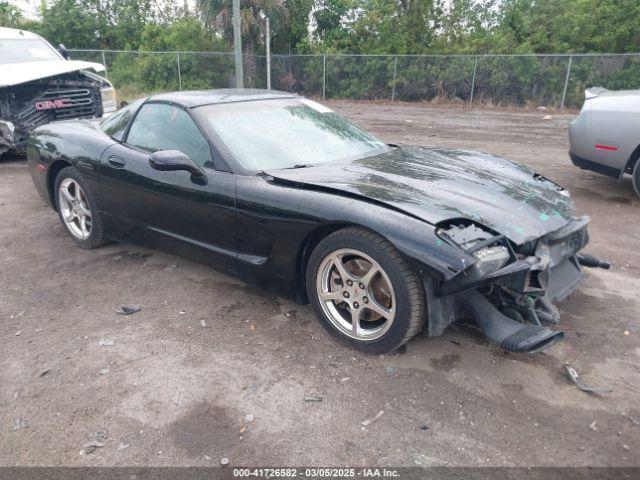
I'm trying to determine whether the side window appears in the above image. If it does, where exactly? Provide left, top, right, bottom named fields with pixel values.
left=126, top=103, right=213, bottom=167
left=99, top=99, right=143, bottom=141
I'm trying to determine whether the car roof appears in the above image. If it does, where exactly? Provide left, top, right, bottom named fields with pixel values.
left=148, top=89, right=298, bottom=108
left=0, top=27, right=44, bottom=40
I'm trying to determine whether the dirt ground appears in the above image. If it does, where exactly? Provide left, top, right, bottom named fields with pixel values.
left=1, top=101, right=639, bottom=468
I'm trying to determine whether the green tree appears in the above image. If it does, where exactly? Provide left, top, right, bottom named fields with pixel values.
left=0, top=1, right=23, bottom=27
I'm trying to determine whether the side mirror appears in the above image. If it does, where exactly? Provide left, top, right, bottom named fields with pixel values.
left=149, top=150, right=207, bottom=185
left=58, top=44, right=70, bottom=60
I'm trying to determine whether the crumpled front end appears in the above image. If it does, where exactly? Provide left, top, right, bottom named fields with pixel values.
left=1, top=71, right=105, bottom=155
left=424, top=216, right=590, bottom=353
left=0, top=119, right=16, bottom=155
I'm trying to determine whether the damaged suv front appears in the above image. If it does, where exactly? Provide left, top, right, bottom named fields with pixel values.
left=0, top=27, right=116, bottom=156
left=431, top=215, right=591, bottom=353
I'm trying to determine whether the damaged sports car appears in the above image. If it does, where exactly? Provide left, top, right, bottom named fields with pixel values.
left=28, top=89, right=595, bottom=354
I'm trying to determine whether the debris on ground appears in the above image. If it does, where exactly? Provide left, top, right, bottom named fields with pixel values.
left=172, top=388, right=182, bottom=406
left=339, top=377, right=350, bottom=382
left=361, top=410, right=385, bottom=427
left=565, top=366, right=612, bottom=394
left=99, top=368, right=110, bottom=375
left=80, top=430, right=108, bottom=455
left=542, top=115, right=552, bottom=120
left=116, top=305, right=141, bottom=315
left=624, top=330, right=631, bottom=336
left=80, top=441, right=104, bottom=455
left=420, top=424, right=429, bottom=431
left=14, top=330, right=22, bottom=336
left=200, top=320, right=207, bottom=327
left=12, top=417, right=29, bottom=431
left=98, top=339, right=114, bottom=346
left=117, top=442, right=130, bottom=451
left=589, top=420, right=598, bottom=432
left=245, top=413, right=255, bottom=422
left=385, top=366, right=398, bottom=376
left=38, top=369, right=50, bottom=378
left=622, top=444, right=631, bottom=451
left=220, top=458, right=229, bottom=466
left=304, top=395, right=323, bottom=402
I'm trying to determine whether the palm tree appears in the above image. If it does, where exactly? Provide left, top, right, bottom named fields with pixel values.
left=196, top=0, right=286, bottom=54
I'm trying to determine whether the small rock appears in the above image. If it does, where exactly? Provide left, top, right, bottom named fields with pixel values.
left=99, top=368, right=110, bottom=375
left=116, top=305, right=140, bottom=315
left=420, top=424, right=429, bottom=431
left=98, top=339, right=114, bottom=346
left=622, top=444, right=630, bottom=451
left=245, top=413, right=255, bottom=422
left=542, top=115, right=552, bottom=120
left=220, top=457, right=229, bottom=466
left=304, top=395, right=323, bottom=402
left=624, top=330, right=630, bottom=336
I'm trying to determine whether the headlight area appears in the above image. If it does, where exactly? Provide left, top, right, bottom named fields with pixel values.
left=100, top=85, right=117, bottom=114
left=435, top=221, right=530, bottom=295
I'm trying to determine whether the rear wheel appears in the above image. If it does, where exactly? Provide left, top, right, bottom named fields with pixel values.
left=633, top=160, right=640, bottom=197
left=306, top=227, right=426, bottom=354
left=54, top=166, right=107, bottom=249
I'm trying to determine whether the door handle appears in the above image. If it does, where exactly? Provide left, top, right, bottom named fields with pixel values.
left=108, top=155, right=126, bottom=168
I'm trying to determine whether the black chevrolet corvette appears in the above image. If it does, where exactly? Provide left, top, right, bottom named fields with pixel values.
left=27, top=89, right=591, bottom=354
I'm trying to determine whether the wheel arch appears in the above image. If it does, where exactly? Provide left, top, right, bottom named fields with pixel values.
left=47, top=159, right=73, bottom=210
left=619, top=143, right=640, bottom=182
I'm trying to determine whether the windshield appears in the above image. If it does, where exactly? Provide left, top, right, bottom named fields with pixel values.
left=194, top=98, right=388, bottom=171
left=0, top=38, right=61, bottom=64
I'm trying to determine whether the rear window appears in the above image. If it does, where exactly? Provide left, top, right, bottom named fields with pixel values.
left=0, top=38, right=61, bottom=64
left=99, top=99, right=144, bottom=141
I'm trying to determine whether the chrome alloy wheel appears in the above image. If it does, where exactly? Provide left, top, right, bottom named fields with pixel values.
left=315, top=248, right=397, bottom=341
left=58, top=178, right=92, bottom=240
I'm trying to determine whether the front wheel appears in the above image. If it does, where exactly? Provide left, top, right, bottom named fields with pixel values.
left=54, top=166, right=107, bottom=249
left=306, top=227, right=426, bottom=354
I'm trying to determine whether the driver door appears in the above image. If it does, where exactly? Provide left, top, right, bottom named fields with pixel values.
left=99, top=102, right=237, bottom=271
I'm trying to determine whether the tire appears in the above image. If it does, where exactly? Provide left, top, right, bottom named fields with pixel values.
left=54, top=166, right=108, bottom=249
left=306, top=227, right=426, bottom=354
left=633, top=160, right=640, bottom=197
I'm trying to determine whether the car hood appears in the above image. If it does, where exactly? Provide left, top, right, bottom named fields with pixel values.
left=0, top=60, right=106, bottom=87
left=266, top=146, right=577, bottom=245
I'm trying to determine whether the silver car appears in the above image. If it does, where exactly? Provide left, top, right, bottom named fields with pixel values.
left=569, top=87, right=640, bottom=196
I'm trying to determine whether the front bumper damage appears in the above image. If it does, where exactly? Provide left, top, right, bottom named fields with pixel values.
left=0, top=120, right=16, bottom=155
left=424, top=216, right=591, bottom=353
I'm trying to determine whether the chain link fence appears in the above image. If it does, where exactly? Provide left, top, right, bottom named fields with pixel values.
left=70, top=50, right=640, bottom=109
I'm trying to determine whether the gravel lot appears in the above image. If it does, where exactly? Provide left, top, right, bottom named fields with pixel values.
left=1, top=101, right=639, bottom=467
